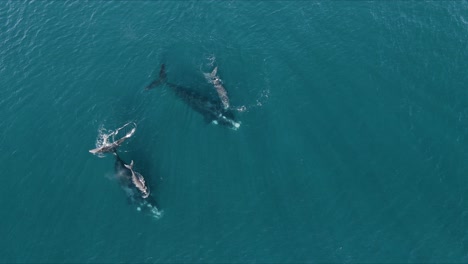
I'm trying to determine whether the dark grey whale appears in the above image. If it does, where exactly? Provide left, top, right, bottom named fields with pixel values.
left=146, top=64, right=241, bottom=130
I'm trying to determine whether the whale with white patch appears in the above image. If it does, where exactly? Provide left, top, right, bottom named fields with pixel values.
left=146, top=64, right=241, bottom=130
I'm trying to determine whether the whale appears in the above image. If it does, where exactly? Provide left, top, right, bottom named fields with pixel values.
left=146, top=64, right=241, bottom=130
left=89, top=125, right=136, bottom=155
left=124, top=160, right=150, bottom=199
left=204, top=66, right=230, bottom=110
left=113, top=153, right=161, bottom=217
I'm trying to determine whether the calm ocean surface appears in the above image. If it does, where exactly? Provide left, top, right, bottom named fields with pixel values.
left=1, top=1, right=467, bottom=262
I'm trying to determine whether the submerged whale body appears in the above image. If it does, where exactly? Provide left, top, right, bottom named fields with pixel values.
left=114, top=154, right=161, bottom=217
left=146, top=64, right=241, bottom=130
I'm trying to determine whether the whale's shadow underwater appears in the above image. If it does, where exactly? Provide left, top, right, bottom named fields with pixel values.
left=146, top=64, right=241, bottom=130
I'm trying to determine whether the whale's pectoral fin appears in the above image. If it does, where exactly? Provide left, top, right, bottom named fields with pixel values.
left=145, top=64, right=167, bottom=90
left=89, top=148, right=99, bottom=154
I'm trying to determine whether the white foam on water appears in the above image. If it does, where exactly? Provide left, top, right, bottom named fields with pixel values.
left=137, top=200, right=164, bottom=220
left=150, top=208, right=164, bottom=220
left=230, top=121, right=241, bottom=130
left=206, top=54, right=216, bottom=67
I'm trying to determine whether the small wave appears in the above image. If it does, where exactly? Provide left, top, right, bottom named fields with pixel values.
left=231, top=88, right=270, bottom=113
left=206, top=54, right=216, bottom=67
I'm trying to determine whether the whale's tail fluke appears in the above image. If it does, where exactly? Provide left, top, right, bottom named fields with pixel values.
left=124, top=160, right=134, bottom=170
left=145, top=64, right=167, bottom=90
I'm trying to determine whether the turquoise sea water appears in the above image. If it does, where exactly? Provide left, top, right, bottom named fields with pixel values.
left=1, top=1, right=467, bottom=262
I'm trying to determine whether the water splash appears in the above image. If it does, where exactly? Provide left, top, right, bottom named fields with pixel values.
left=137, top=200, right=164, bottom=220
